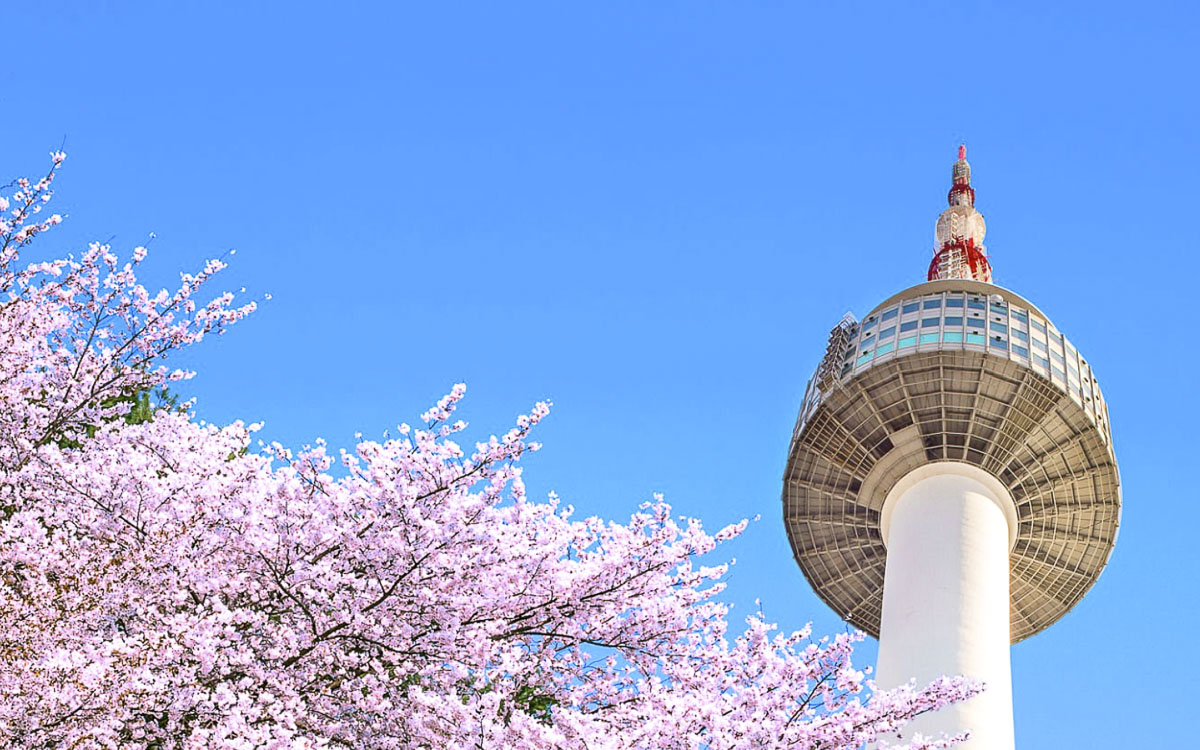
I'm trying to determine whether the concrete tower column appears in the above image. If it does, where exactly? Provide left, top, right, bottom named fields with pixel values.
left=876, top=463, right=1018, bottom=749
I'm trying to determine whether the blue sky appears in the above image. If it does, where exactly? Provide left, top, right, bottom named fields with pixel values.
left=5, top=2, right=1198, bottom=746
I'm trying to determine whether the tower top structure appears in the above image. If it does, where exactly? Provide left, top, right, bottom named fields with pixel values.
left=783, top=149, right=1120, bottom=643
left=929, top=145, right=992, bottom=283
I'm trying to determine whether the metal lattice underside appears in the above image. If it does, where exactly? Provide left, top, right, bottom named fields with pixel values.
left=783, top=350, right=1120, bottom=643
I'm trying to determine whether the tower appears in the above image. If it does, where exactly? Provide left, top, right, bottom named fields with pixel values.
left=782, top=148, right=1120, bottom=747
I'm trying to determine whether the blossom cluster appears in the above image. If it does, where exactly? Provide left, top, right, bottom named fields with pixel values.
left=0, top=155, right=975, bottom=748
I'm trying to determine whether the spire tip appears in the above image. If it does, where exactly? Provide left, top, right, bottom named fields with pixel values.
left=958, top=144, right=967, bottom=161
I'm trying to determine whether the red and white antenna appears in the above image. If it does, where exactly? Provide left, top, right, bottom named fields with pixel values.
left=927, top=145, right=993, bottom=283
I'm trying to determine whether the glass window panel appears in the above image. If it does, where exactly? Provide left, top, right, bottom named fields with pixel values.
left=990, top=321, right=1008, bottom=334
left=944, top=316, right=963, bottom=326
left=944, top=331, right=963, bottom=343
left=966, top=333, right=986, bottom=345
left=900, top=321, right=918, bottom=332
left=1034, top=355, right=1050, bottom=370
left=877, top=342, right=895, bottom=355
left=946, top=298, right=964, bottom=307
left=902, top=302, right=920, bottom=313
left=899, top=335, right=917, bottom=348
left=968, top=299, right=986, bottom=310
left=857, top=352, right=874, bottom=366
left=990, top=336, right=1007, bottom=349
left=879, top=326, right=895, bottom=340
left=1012, top=344, right=1029, bottom=357
left=1032, top=338, right=1047, bottom=353
left=967, top=317, right=984, bottom=328
left=1052, top=366, right=1066, bottom=381
left=920, top=332, right=940, bottom=344
left=1013, top=310, right=1029, bottom=324
left=922, top=318, right=940, bottom=328
left=1032, top=319, right=1047, bottom=334
left=924, top=298, right=942, bottom=309
left=862, top=318, right=877, bottom=330
left=881, top=308, right=898, bottom=321
left=1012, top=328, right=1028, bottom=342
left=991, top=303, right=1008, bottom=315
left=1051, top=350, right=1065, bottom=365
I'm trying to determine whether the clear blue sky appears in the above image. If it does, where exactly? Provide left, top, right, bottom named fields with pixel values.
left=5, top=2, right=1197, bottom=746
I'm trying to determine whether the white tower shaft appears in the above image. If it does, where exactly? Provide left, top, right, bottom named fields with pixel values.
left=876, top=464, right=1017, bottom=749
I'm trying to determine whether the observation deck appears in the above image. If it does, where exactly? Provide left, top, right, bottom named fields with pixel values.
left=783, top=279, right=1121, bottom=643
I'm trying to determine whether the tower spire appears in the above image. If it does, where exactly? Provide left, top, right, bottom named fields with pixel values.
left=928, top=145, right=993, bottom=283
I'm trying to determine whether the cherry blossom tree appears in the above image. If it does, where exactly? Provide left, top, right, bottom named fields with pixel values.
left=0, top=155, right=977, bottom=749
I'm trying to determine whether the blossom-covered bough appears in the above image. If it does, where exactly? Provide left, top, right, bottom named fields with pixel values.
left=0, top=154, right=977, bottom=749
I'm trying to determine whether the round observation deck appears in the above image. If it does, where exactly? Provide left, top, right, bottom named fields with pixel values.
left=783, top=280, right=1120, bottom=643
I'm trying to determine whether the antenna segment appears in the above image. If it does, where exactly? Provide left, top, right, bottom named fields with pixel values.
left=928, top=145, right=993, bottom=283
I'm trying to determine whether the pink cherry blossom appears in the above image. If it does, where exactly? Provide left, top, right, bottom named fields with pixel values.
left=0, top=154, right=976, bottom=748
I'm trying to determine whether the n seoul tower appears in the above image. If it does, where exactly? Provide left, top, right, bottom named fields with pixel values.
left=783, top=147, right=1120, bottom=747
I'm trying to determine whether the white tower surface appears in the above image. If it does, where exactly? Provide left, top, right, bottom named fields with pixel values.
left=783, top=148, right=1120, bottom=748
